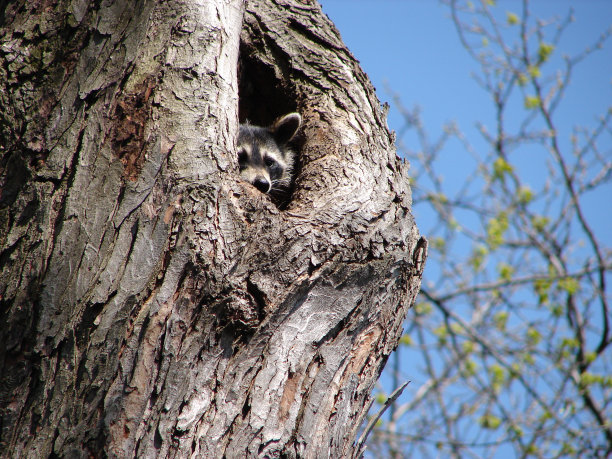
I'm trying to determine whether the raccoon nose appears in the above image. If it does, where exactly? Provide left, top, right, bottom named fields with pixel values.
left=253, top=177, right=271, bottom=193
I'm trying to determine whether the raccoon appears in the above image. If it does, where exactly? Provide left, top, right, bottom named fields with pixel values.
left=237, top=113, right=301, bottom=194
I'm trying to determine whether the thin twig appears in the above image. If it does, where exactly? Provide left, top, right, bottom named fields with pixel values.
left=354, top=381, right=410, bottom=458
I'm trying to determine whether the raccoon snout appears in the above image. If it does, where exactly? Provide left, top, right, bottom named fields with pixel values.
left=253, top=177, right=271, bottom=193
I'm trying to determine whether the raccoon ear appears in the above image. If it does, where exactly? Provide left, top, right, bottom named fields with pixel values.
left=272, top=113, right=301, bottom=145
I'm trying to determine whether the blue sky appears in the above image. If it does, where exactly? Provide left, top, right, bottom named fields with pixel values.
left=319, top=0, right=612, bottom=138
left=319, top=0, right=612, bottom=242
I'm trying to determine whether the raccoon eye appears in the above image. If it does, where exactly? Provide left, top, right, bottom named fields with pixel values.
left=265, top=157, right=282, bottom=180
left=237, top=148, right=248, bottom=164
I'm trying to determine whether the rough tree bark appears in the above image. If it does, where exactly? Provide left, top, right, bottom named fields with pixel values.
left=0, top=0, right=424, bottom=457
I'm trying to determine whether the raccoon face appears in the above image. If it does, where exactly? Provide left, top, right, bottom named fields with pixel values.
left=237, top=113, right=301, bottom=194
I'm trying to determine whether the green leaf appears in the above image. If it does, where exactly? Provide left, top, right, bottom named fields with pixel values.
left=431, top=192, right=448, bottom=204
left=470, top=245, right=488, bottom=271
left=509, top=363, right=521, bottom=379
left=434, top=325, right=448, bottom=345
left=527, top=65, right=541, bottom=78
left=558, top=277, right=579, bottom=295
left=462, top=359, right=478, bottom=377
left=561, top=443, right=577, bottom=456
left=492, top=157, right=513, bottom=181
left=430, top=236, right=446, bottom=252
left=517, top=186, right=534, bottom=204
left=462, top=341, right=475, bottom=354
left=489, top=364, right=506, bottom=392
left=414, top=301, right=433, bottom=315
left=494, top=311, right=509, bottom=331
left=561, top=337, right=579, bottom=350
left=526, top=327, right=541, bottom=345
left=539, top=410, right=552, bottom=422
left=579, top=372, right=602, bottom=389
left=509, top=424, right=524, bottom=438
left=531, top=215, right=549, bottom=233
left=486, top=212, right=509, bottom=250
left=524, top=95, right=540, bottom=109
left=537, top=42, right=554, bottom=63
left=498, top=262, right=514, bottom=281
left=534, top=277, right=552, bottom=304
left=400, top=334, right=413, bottom=346
left=479, top=414, right=501, bottom=429
left=549, top=304, right=563, bottom=317
left=450, top=323, right=463, bottom=335
left=506, top=11, right=519, bottom=25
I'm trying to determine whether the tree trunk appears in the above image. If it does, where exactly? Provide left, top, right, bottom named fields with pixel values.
left=0, top=0, right=424, bottom=457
